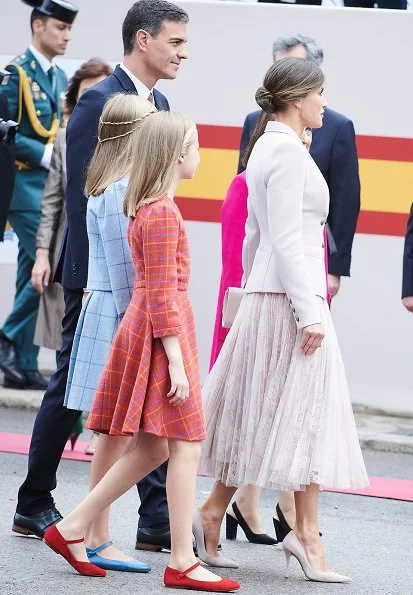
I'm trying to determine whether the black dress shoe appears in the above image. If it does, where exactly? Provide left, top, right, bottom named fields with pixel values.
left=3, top=375, right=26, bottom=389
left=0, top=332, right=26, bottom=384
left=136, top=524, right=171, bottom=552
left=4, top=370, right=49, bottom=390
left=12, top=507, right=63, bottom=539
left=24, top=370, right=49, bottom=390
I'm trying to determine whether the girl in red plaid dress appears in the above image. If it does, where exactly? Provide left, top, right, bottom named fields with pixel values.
left=44, top=110, right=239, bottom=593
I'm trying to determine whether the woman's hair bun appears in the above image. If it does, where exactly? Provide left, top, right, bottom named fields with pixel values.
left=255, top=86, right=275, bottom=112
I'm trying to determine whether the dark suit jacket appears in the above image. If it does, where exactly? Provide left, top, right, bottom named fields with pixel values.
left=402, top=204, right=413, bottom=299
left=238, top=108, right=360, bottom=277
left=55, top=65, right=170, bottom=289
left=0, top=93, right=15, bottom=241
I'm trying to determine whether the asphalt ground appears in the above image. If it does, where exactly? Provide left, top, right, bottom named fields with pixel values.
left=1, top=407, right=412, bottom=595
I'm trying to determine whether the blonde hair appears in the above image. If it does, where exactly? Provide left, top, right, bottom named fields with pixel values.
left=85, top=93, right=157, bottom=197
left=124, top=111, right=197, bottom=218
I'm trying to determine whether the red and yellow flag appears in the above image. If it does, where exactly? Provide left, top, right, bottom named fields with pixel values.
left=176, top=125, right=413, bottom=237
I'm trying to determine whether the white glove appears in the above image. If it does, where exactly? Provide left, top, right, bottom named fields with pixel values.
left=40, top=143, right=54, bottom=170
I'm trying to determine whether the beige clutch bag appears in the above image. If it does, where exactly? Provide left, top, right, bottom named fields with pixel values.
left=222, top=287, right=245, bottom=329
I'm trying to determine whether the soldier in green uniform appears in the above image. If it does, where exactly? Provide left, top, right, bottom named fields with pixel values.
left=0, top=0, right=78, bottom=389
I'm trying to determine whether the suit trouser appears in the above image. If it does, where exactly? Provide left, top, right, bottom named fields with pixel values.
left=257, top=1, right=322, bottom=4
left=17, top=286, right=169, bottom=529
left=344, top=0, right=406, bottom=7
left=2, top=210, right=41, bottom=371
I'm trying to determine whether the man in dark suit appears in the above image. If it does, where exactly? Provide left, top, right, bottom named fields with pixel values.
left=238, top=35, right=360, bottom=299
left=402, top=204, right=413, bottom=313
left=13, top=0, right=189, bottom=558
left=0, top=91, right=16, bottom=241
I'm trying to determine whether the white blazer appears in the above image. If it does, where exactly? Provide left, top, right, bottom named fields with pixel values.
left=242, top=121, right=329, bottom=329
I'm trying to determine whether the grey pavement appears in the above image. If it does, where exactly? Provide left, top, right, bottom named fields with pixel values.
left=1, top=407, right=413, bottom=595
left=1, top=375, right=413, bottom=453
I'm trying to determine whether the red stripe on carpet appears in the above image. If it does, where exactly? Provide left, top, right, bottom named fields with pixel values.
left=0, top=432, right=93, bottom=462
left=196, top=124, right=413, bottom=162
left=1, top=432, right=412, bottom=501
left=324, top=476, right=413, bottom=502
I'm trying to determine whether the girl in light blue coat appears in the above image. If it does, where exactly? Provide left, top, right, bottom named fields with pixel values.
left=64, top=94, right=156, bottom=571
left=65, top=175, right=133, bottom=413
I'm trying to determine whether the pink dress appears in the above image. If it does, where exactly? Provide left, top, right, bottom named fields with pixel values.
left=210, top=172, right=330, bottom=369
left=209, top=173, right=248, bottom=368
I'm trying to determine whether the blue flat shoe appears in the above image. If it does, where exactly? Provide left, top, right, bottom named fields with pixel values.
left=86, top=541, right=151, bottom=572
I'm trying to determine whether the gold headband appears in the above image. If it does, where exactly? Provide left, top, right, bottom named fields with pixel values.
left=98, top=107, right=157, bottom=144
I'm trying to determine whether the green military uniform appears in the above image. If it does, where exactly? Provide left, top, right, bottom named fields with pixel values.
left=1, top=48, right=67, bottom=371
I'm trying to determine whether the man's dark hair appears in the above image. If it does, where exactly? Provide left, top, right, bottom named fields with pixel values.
left=122, top=0, right=188, bottom=55
left=30, top=9, right=49, bottom=33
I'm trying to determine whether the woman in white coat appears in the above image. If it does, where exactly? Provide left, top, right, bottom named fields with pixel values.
left=195, top=57, right=368, bottom=583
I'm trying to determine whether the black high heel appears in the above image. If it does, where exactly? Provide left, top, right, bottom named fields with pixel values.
left=69, top=432, right=80, bottom=451
left=273, top=503, right=322, bottom=543
left=272, top=503, right=290, bottom=543
left=225, top=502, right=277, bottom=545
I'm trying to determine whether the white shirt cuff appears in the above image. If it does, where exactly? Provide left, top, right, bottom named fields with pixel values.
left=40, top=143, right=54, bottom=170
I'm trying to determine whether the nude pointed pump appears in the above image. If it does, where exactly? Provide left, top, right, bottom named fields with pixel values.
left=283, top=531, right=351, bottom=584
left=192, top=509, right=239, bottom=569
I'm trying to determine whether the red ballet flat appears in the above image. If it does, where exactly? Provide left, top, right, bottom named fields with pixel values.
left=43, top=524, right=106, bottom=577
left=164, top=561, right=240, bottom=592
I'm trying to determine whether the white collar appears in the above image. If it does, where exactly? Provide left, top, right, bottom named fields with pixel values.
left=265, top=121, right=301, bottom=140
left=119, top=63, right=153, bottom=99
left=29, top=44, right=54, bottom=74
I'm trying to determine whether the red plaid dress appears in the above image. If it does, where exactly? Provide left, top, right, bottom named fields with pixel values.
left=86, top=197, right=206, bottom=441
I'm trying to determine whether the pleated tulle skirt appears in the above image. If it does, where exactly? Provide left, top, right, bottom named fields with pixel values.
left=199, top=293, right=369, bottom=492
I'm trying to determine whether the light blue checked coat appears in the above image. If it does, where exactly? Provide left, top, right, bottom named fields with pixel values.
left=64, top=177, right=134, bottom=411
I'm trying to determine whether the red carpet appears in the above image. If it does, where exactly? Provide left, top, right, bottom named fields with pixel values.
left=1, top=432, right=412, bottom=501
left=324, top=477, right=413, bottom=502
left=0, top=431, right=93, bottom=462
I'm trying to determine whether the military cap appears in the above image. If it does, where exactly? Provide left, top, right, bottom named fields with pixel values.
left=21, top=0, right=78, bottom=25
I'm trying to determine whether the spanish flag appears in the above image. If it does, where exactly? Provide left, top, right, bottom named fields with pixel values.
left=176, top=125, right=413, bottom=237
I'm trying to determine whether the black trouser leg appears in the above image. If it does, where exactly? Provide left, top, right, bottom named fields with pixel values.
left=17, top=285, right=169, bottom=528
left=295, top=1, right=322, bottom=5
left=377, top=0, right=406, bottom=7
left=137, top=461, right=169, bottom=529
left=343, top=1, right=374, bottom=6
left=16, top=287, right=83, bottom=514
left=345, top=0, right=406, bottom=6
left=258, top=0, right=322, bottom=3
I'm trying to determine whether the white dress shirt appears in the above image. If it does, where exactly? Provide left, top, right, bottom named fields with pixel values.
left=242, top=121, right=330, bottom=329
left=29, top=44, right=54, bottom=74
left=119, top=63, right=153, bottom=100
